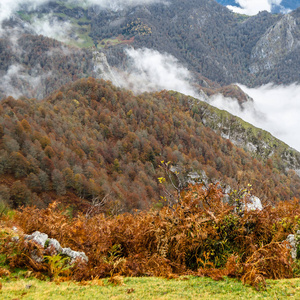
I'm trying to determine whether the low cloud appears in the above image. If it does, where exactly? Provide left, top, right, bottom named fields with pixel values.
left=96, top=47, right=300, bottom=152
left=227, top=0, right=289, bottom=16
left=210, top=83, right=300, bottom=152
left=31, top=15, right=73, bottom=43
left=111, top=48, right=201, bottom=98
left=72, top=0, right=166, bottom=10
left=0, top=64, right=52, bottom=99
left=0, top=0, right=49, bottom=32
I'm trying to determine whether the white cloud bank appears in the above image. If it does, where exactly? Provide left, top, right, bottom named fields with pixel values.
left=115, top=48, right=200, bottom=98
left=227, top=0, right=289, bottom=16
left=98, top=47, right=300, bottom=152
left=0, top=0, right=49, bottom=27
left=94, top=47, right=202, bottom=99
left=79, top=0, right=166, bottom=8
left=210, top=83, right=300, bottom=152
left=31, top=15, right=73, bottom=42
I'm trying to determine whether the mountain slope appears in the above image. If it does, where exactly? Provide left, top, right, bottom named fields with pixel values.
left=0, top=78, right=299, bottom=212
left=0, top=31, right=94, bottom=100
left=17, top=0, right=299, bottom=87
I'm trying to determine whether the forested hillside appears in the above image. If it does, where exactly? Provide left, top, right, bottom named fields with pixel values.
left=12, top=0, right=300, bottom=89
left=0, top=78, right=299, bottom=212
left=0, top=33, right=94, bottom=100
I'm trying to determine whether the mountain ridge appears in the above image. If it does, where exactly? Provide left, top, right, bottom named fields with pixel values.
left=13, top=0, right=300, bottom=87
left=0, top=78, right=299, bottom=212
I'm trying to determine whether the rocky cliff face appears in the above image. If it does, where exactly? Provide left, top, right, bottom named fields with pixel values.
left=250, top=14, right=300, bottom=74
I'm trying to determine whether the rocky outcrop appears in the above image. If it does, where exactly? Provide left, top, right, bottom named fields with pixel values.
left=93, top=50, right=118, bottom=83
left=244, top=196, right=263, bottom=211
left=25, top=231, right=48, bottom=248
left=250, top=14, right=300, bottom=74
left=61, top=248, right=88, bottom=263
left=24, top=231, right=88, bottom=264
left=188, top=95, right=300, bottom=172
left=286, top=230, right=300, bottom=260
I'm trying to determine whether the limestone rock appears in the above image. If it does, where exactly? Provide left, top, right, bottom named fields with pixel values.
left=24, top=231, right=88, bottom=263
left=245, top=196, right=263, bottom=211
left=48, top=238, right=63, bottom=253
left=286, top=230, right=300, bottom=260
left=61, top=247, right=89, bottom=263
left=25, top=231, right=48, bottom=248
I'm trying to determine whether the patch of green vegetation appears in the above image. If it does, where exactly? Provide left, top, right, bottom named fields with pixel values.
left=233, top=13, right=251, bottom=22
left=55, top=1, right=83, bottom=10
left=17, top=7, right=94, bottom=48
left=52, top=13, right=90, bottom=25
left=17, top=11, right=35, bottom=22
left=1, top=276, right=300, bottom=299
left=97, top=37, right=125, bottom=49
left=68, top=25, right=94, bottom=48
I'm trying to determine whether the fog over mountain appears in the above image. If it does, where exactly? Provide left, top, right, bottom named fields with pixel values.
left=210, top=84, right=300, bottom=152
left=106, top=48, right=201, bottom=98
left=1, top=0, right=300, bottom=155
left=227, top=0, right=287, bottom=15
left=1, top=0, right=300, bottom=217
left=94, top=45, right=300, bottom=153
left=0, top=0, right=167, bottom=28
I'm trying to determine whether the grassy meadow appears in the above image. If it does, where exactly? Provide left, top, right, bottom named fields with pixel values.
left=1, top=276, right=300, bottom=300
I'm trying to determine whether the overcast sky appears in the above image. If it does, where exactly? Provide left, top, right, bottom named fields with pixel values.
left=227, top=0, right=289, bottom=15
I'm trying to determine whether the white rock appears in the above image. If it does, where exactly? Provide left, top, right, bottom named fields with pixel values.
left=246, top=196, right=263, bottom=211
left=48, top=238, right=62, bottom=253
left=286, top=230, right=300, bottom=260
left=25, top=231, right=48, bottom=247
left=61, top=247, right=88, bottom=263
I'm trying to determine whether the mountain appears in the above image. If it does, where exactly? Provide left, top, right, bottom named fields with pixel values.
left=0, top=78, right=300, bottom=212
left=12, top=0, right=300, bottom=88
left=0, top=0, right=300, bottom=212
left=0, top=32, right=94, bottom=100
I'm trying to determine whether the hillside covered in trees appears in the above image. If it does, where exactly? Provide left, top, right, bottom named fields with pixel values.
left=0, top=33, right=94, bottom=100
left=15, top=0, right=300, bottom=87
left=0, top=78, right=299, bottom=213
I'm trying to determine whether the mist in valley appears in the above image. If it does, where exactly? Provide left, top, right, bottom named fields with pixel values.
left=210, top=84, right=300, bottom=152
left=105, top=47, right=300, bottom=153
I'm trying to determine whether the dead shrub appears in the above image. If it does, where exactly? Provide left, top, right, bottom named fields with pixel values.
left=1, top=183, right=298, bottom=288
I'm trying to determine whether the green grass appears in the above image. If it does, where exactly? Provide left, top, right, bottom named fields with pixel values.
left=17, top=11, right=35, bottom=23
left=1, top=276, right=300, bottom=299
left=17, top=9, right=94, bottom=49
left=97, top=37, right=125, bottom=49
